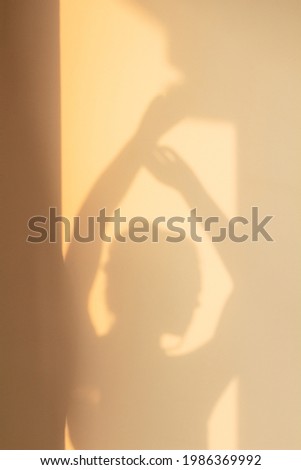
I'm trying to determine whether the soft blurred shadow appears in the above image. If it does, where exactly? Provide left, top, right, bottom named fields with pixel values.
left=66, top=0, right=301, bottom=449
left=0, top=0, right=72, bottom=449
left=126, top=0, right=301, bottom=449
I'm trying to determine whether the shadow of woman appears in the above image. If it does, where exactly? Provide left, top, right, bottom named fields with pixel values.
left=65, top=91, right=240, bottom=448
left=66, top=0, right=301, bottom=449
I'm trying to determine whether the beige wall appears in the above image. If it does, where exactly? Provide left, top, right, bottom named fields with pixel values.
left=1, top=0, right=300, bottom=450
left=61, top=0, right=301, bottom=449
left=61, top=0, right=301, bottom=450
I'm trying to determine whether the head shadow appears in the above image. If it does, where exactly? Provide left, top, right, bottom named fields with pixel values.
left=104, top=229, right=201, bottom=346
left=68, top=231, right=211, bottom=449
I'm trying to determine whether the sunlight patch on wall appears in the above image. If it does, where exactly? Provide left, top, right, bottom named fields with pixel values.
left=60, top=0, right=237, bottom=450
left=208, top=378, right=239, bottom=449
